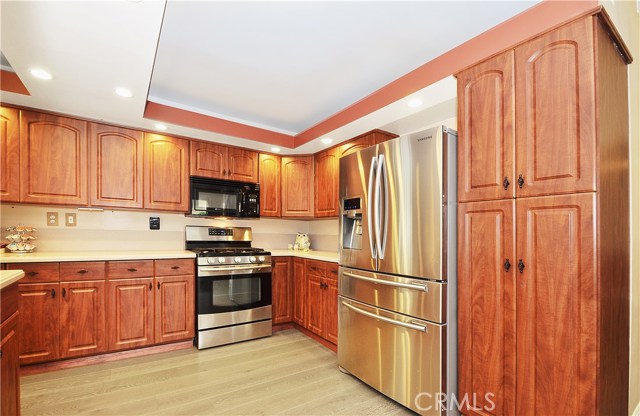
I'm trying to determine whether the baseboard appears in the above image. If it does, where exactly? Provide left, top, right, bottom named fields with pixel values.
left=291, top=323, right=337, bottom=353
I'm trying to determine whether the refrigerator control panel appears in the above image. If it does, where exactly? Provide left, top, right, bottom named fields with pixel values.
left=343, top=197, right=361, bottom=211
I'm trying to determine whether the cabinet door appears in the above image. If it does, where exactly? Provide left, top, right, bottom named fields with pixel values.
left=0, top=106, right=20, bottom=202
left=107, top=278, right=154, bottom=351
left=458, top=200, right=516, bottom=416
left=314, top=149, right=339, bottom=217
left=281, top=156, right=314, bottom=217
left=90, top=123, right=143, bottom=208
left=144, top=133, right=189, bottom=212
left=20, top=111, right=88, bottom=205
left=324, top=265, right=339, bottom=345
left=227, top=148, right=259, bottom=183
left=1, top=311, right=20, bottom=416
left=306, top=273, right=324, bottom=337
left=190, top=141, right=227, bottom=179
left=457, top=50, right=515, bottom=202
left=18, top=283, right=59, bottom=364
left=516, top=193, right=596, bottom=415
left=292, top=258, right=306, bottom=326
left=60, top=280, right=106, bottom=358
left=515, top=18, right=596, bottom=197
left=337, top=135, right=373, bottom=158
left=259, top=153, right=281, bottom=217
left=272, top=257, right=292, bottom=324
left=155, top=275, right=194, bottom=344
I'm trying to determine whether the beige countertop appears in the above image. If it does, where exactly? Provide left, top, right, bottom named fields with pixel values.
left=0, top=250, right=196, bottom=264
left=270, top=249, right=338, bottom=263
left=0, top=269, right=25, bottom=289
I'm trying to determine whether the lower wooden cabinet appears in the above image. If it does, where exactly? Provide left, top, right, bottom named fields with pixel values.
left=272, top=257, right=292, bottom=324
left=18, top=283, right=60, bottom=365
left=60, top=280, right=106, bottom=358
left=305, top=260, right=338, bottom=344
left=292, top=258, right=306, bottom=326
left=155, top=275, right=194, bottom=344
left=1, top=283, right=21, bottom=416
left=107, top=277, right=154, bottom=351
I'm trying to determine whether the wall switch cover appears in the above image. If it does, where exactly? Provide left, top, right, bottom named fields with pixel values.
left=65, top=213, right=77, bottom=227
left=47, top=212, right=59, bottom=226
left=149, top=217, right=160, bottom=230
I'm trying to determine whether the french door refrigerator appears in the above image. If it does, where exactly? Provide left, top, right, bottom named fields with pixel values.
left=338, top=125, right=458, bottom=415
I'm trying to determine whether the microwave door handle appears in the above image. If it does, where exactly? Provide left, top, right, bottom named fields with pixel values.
left=367, top=156, right=377, bottom=259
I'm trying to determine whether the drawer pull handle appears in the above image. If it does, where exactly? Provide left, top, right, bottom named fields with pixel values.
left=128, top=268, right=138, bottom=272
left=77, top=269, right=88, bottom=274
left=343, top=271, right=429, bottom=292
left=171, top=266, right=180, bottom=270
left=26, top=271, right=38, bottom=277
left=342, top=301, right=428, bottom=333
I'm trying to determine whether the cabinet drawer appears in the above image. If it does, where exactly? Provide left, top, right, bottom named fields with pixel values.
left=106, top=261, right=154, bottom=279
left=305, top=260, right=326, bottom=276
left=155, top=259, right=194, bottom=276
left=60, top=262, right=106, bottom=281
left=6, top=263, right=59, bottom=283
left=326, top=263, right=339, bottom=281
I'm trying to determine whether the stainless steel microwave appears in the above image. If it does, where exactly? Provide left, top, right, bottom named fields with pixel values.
left=189, top=176, right=260, bottom=218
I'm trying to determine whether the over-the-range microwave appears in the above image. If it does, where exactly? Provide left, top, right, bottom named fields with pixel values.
left=189, top=176, right=260, bottom=218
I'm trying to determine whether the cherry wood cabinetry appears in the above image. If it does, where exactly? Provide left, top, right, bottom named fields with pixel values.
left=304, top=260, right=338, bottom=344
left=60, top=280, right=106, bottom=358
left=1, top=282, right=21, bottom=416
left=457, top=13, right=630, bottom=416
left=259, top=153, right=281, bottom=217
left=272, top=257, right=292, bottom=324
left=89, top=123, right=143, bottom=208
left=144, top=133, right=190, bottom=212
left=292, top=258, right=306, bottom=326
left=154, top=259, right=195, bottom=344
left=191, top=141, right=259, bottom=183
left=0, top=106, right=20, bottom=202
left=107, top=277, right=154, bottom=351
left=314, top=148, right=339, bottom=217
left=20, top=111, right=88, bottom=205
left=337, top=129, right=397, bottom=158
left=281, top=156, right=314, bottom=217
left=17, top=283, right=60, bottom=364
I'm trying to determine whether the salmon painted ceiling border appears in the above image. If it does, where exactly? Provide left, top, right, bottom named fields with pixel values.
left=0, top=70, right=30, bottom=96
left=144, top=0, right=599, bottom=149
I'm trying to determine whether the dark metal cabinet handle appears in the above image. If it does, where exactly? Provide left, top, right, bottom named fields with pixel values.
left=77, top=269, right=88, bottom=274
left=157, top=282, right=161, bottom=290
left=26, top=271, right=38, bottom=277
left=149, top=282, right=152, bottom=291
left=518, top=175, right=525, bottom=189
left=503, top=177, right=510, bottom=190
left=62, top=288, right=67, bottom=298
left=51, top=289, right=56, bottom=298
left=128, top=268, right=138, bottom=272
left=171, top=266, right=180, bottom=270
left=504, top=259, right=511, bottom=272
left=222, top=169, right=226, bottom=176
left=518, top=259, right=525, bottom=273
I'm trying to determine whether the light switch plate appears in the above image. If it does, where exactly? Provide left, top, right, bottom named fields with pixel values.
left=65, top=213, right=77, bottom=227
left=46, top=212, right=59, bottom=226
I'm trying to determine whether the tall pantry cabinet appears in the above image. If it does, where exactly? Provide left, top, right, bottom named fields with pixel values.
left=457, top=12, right=631, bottom=416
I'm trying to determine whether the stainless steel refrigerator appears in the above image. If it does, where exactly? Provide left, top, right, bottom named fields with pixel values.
left=338, top=125, right=457, bottom=415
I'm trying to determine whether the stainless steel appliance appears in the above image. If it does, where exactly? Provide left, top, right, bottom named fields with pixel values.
left=190, top=177, right=260, bottom=218
left=338, top=126, right=457, bottom=415
left=186, top=225, right=272, bottom=349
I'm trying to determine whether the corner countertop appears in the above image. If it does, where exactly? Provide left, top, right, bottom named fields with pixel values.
left=270, top=249, right=338, bottom=263
left=0, top=250, right=196, bottom=264
left=0, top=270, right=25, bottom=290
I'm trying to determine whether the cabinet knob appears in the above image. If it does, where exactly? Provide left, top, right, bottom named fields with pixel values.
left=222, top=169, right=226, bottom=176
left=77, top=269, right=88, bottom=274
left=51, top=289, right=56, bottom=298
left=503, top=177, right=510, bottom=190
left=518, top=259, right=525, bottom=273
left=149, top=282, right=152, bottom=291
left=171, top=266, right=180, bottom=270
left=518, top=174, right=525, bottom=189
left=157, top=282, right=161, bottom=290
left=504, top=258, right=511, bottom=272
left=62, top=288, right=66, bottom=298
left=128, top=268, right=138, bottom=272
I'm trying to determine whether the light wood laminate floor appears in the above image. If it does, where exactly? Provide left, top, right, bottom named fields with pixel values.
left=20, top=329, right=413, bottom=415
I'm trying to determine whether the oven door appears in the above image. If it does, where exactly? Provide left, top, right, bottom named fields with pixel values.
left=197, top=269, right=272, bottom=316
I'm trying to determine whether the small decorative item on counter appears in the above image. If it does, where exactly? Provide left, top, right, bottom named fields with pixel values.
left=293, top=232, right=311, bottom=252
left=5, top=226, right=37, bottom=253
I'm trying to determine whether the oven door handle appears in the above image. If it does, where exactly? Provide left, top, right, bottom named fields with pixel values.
left=341, top=301, right=428, bottom=333
left=198, top=264, right=272, bottom=275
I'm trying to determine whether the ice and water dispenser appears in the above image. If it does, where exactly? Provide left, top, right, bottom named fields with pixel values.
left=341, top=197, right=363, bottom=250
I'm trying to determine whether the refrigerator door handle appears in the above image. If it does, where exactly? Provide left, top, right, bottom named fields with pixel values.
left=367, top=156, right=378, bottom=258
left=380, top=154, right=389, bottom=258
left=343, top=271, right=429, bottom=292
left=375, top=154, right=387, bottom=259
left=341, top=301, right=428, bottom=333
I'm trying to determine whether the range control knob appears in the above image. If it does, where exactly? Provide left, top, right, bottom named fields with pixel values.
left=207, top=257, right=216, bottom=265
left=234, top=257, right=242, bottom=263
left=249, top=256, right=257, bottom=263
left=218, top=257, right=226, bottom=264
left=258, top=256, right=266, bottom=263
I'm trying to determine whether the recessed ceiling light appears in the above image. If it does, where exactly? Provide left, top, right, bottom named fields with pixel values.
left=154, top=124, right=167, bottom=131
left=407, top=98, right=423, bottom=108
left=271, top=147, right=281, bottom=153
left=115, top=87, right=133, bottom=98
left=321, top=138, right=333, bottom=145
left=30, top=68, right=53, bottom=80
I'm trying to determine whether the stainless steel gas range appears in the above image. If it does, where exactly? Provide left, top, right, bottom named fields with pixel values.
left=186, top=225, right=272, bottom=350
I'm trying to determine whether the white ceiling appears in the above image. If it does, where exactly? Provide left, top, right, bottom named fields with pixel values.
left=0, top=1, right=538, bottom=154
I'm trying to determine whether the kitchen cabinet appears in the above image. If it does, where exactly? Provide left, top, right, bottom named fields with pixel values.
left=272, top=257, right=292, bottom=324
left=60, top=280, right=106, bottom=358
left=154, top=259, right=194, bottom=344
left=19, top=111, right=88, bottom=205
left=144, top=133, right=190, bottom=212
left=0, top=106, right=20, bottom=202
left=1, top=282, right=20, bottom=416
left=457, top=13, right=631, bottom=416
left=305, top=260, right=338, bottom=344
left=259, top=153, right=281, bottom=217
left=281, top=155, right=314, bottom=217
left=191, top=141, right=259, bottom=183
left=89, top=123, right=144, bottom=208
left=18, top=283, right=60, bottom=364
left=292, top=258, right=306, bottom=326
left=107, top=277, right=155, bottom=351
left=336, top=129, right=397, bottom=158
left=314, top=148, right=339, bottom=217
left=457, top=51, right=515, bottom=202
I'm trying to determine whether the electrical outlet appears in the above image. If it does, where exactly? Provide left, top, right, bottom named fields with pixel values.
left=46, top=212, right=59, bottom=226
left=149, top=217, right=160, bottom=230
left=65, top=213, right=77, bottom=227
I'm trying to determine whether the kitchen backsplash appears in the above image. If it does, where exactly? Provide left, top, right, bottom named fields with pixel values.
left=0, top=205, right=338, bottom=252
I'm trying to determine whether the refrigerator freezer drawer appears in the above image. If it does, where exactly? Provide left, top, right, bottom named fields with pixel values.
left=338, top=297, right=448, bottom=416
left=339, top=267, right=446, bottom=323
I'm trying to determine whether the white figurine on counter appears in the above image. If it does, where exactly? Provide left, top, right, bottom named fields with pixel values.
left=293, top=232, right=311, bottom=251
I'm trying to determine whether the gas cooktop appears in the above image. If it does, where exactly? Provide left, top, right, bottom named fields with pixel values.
left=190, top=247, right=270, bottom=257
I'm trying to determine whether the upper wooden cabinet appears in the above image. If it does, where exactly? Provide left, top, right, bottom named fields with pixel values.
left=19, top=111, right=88, bottom=205
left=281, top=155, right=314, bottom=217
left=144, top=133, right=190, bottom=212
left=259, top=153, right=281, bottom=217
left=191, top=141, right=258, bottom=183
left=337, top=129, right=397, bottom=158
left=314, top=148, right=339, bottom=217
left=515, top=17, right=596, bottom=197
left=89, top=123, right=143, bottom=208
left=0, top=106, right=20, bottom=202
left=457, top=51, right=515, bottom=202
